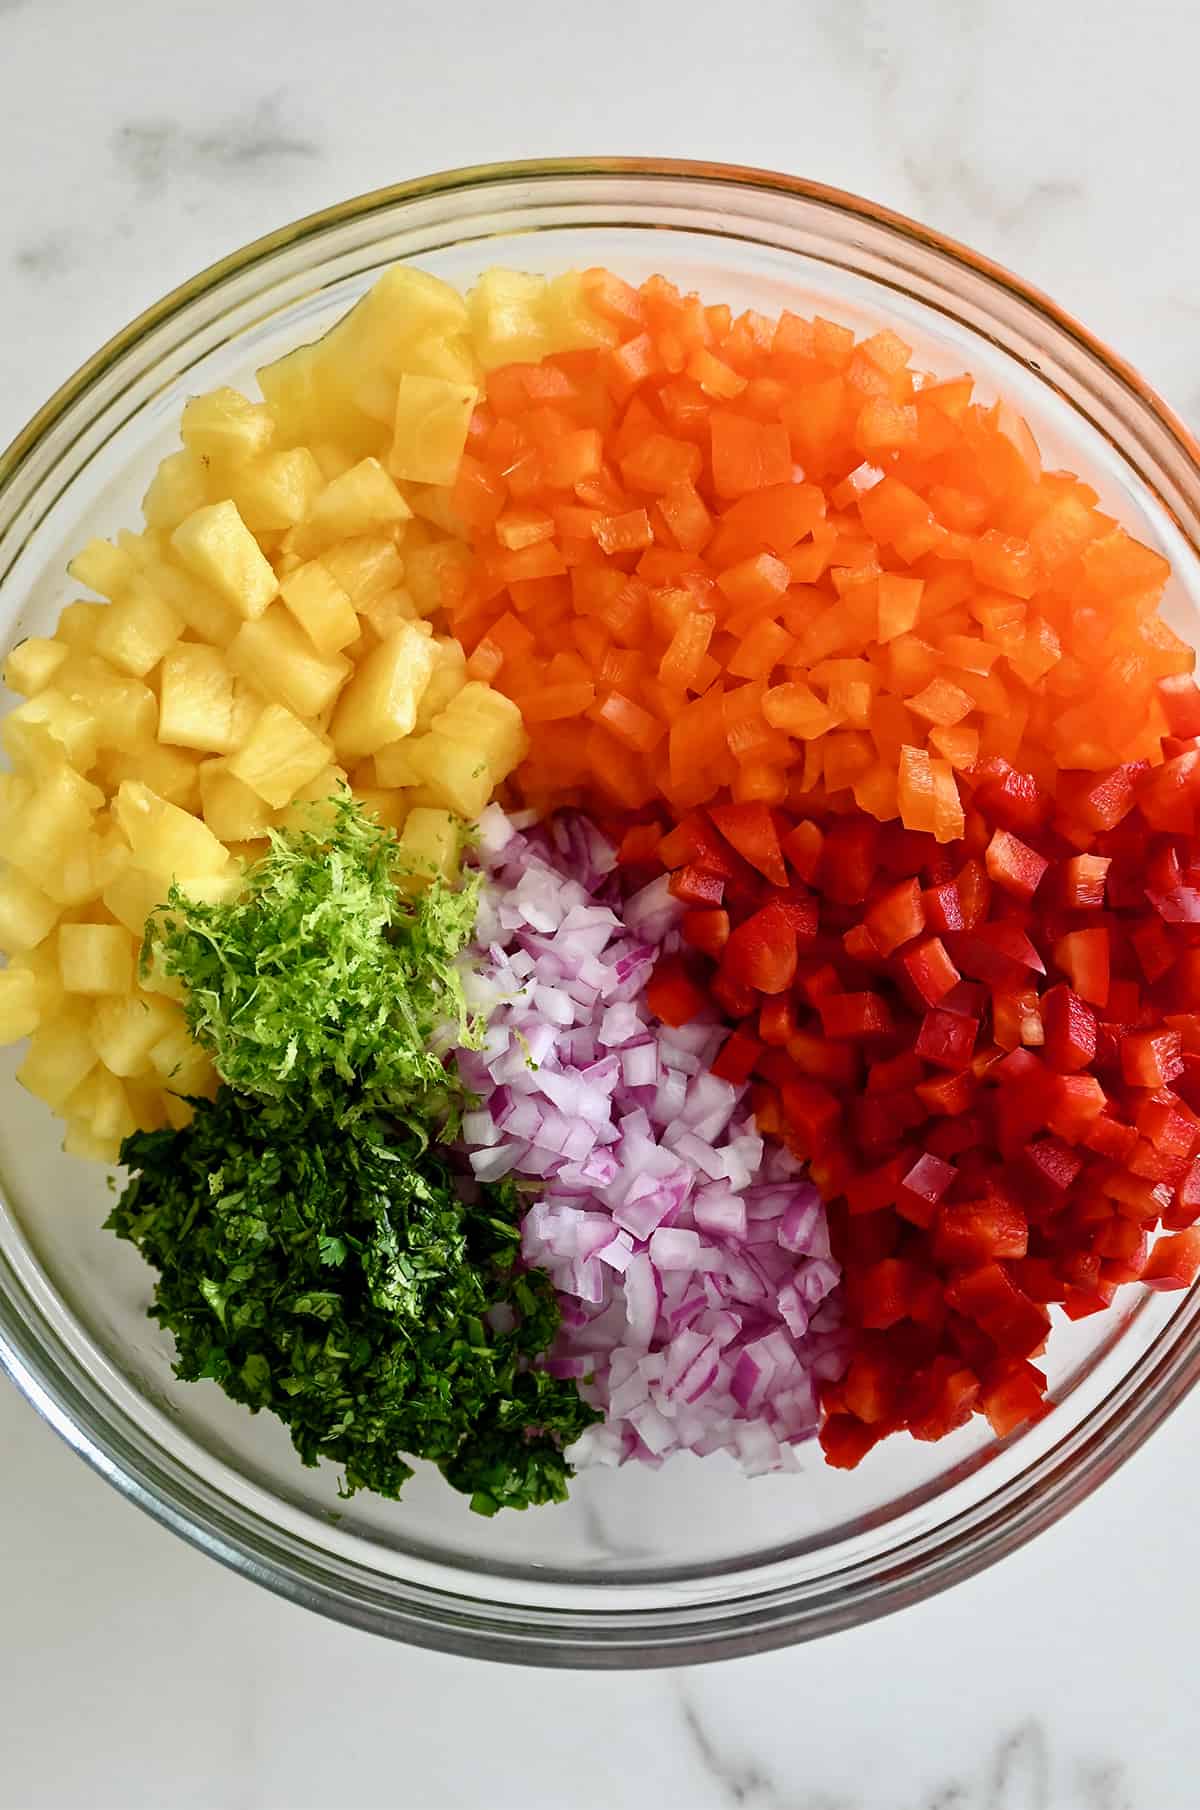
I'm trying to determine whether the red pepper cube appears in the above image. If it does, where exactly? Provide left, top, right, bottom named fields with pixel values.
left=780, top=1078, right=841, bottom=1150
left=915, top=1006, right=979, bottom=1070
left=1057, top=853, right=1111, bottom=910
left=818, top=817, right=881, bottom=905
left=922, top=858, right=991, bottom=934
left=1121, top=1028, right=1184, bottom=1090
left=617, top=822, right=662, bottom=867
left=842, top=1345, right=902, bottom=1424
left=681, top=907, right=731, bottom=957
left=1045, top=1074, right=1108, bottom=1143
left=905, top=1358, right=981, bottom=1441
left=898, top=935, right=961, bottom=1007
left=757, top=996, right=797, bottom=1047
left=818, top=992, right=895, bottom=1040
left=991, top=986, right=1043, bottom=1053
left=843, top=923, right=881, bottom=965
left=948, top=921, right=1045, bottom=988
left=985, top=828, right=1050, bottom=902
left=853, top=1257, right=930, bottom=1330
left=1061, top=1282, right=1119, bottom=1319
left=916, top=1070, right=976, bottom=1115
left=866, top=1050, right=925, bottom=1095
left=1163, top=1157, right=1200, bottom=1230
left=1157, top=674, right=1200, bottom=737
left=864, top=877, right=926, bottom=956
left=945, top=1262, right=1050, bottom=1358
left=1052, top=928, right=1110, bottom=1008
left=1131, top=919, right=1175, bottom=984
left=818, top=1413, right=882, bottom=1469
left=933, top=1195, right=1028, bottom=1267
left=1056, top=765, right=1138, bottom=834
left=1041, top=985, right=1098, bottom=1074
left=1082, top=1113, right=1139, bottom=1163
left=845, top=1153, right=910, bottom=1216
left=1142, top=1228, right=1200, bottom=1290
left=783, top=818, right=823, bottom=882
left=1138, top=751, right=1200, bottom=834
left=1136, top=1094, right=1200, bottom=1162
left=668, top=863, right=726, bottom=907
left=980, top=1362, right=1048, bottom=1437
left=645, top=954, right=708, bottom=1027
left=1010, top=1258, right=1069, bottom=1303
left=711, top=1025, right=762, bottom=1084
left=796, top=962, right=840, bottom=1007
left=722, top=901, right=798, bottom=995
left=1024, top=1135, right=1084, bottom=1195
left=897, top=1152, right=957, bottom=1228
left=708, top=801, right=788, bottom=887
left=973, top=759, right=1051, bottom=834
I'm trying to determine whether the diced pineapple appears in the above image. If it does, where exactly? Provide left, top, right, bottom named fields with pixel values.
left=6, top=763, right=104, bottom=881
left=351, top=787, right=409, bottom=833
left=3, top=689, right=100, bottom=775
left=147, top=1020, right=216, bottom=1096
left=0, top=773, right=32, bottom=843
left=320, top=534, right=405, bottom=604
left=330, top=620, right=437, bottom=760
left=198, top=761, right=274, bottom=842
left=272, top=762, right=350, bottom=832
left=163, top=1092, right=197, bottom=1130
left=433, top=681, right=527, bottom=775
left=158, top=644, right=237, bottom=752
left=114, top=780, right=231, bottom=881
left=257, top=340, right=383, bottom=453
left=403, top=333, right=481, bottom=387
left=181, top=387, right=274, bottom=463
left=90, top=990, right=177, bottom=1078
left=67, top=538, right=137, bottom=600
left=467, top=268, right=550, bottom=369
left=227, top=703, right=331, bottom=807
left=231, top=447, right=324, bottom=532
left=93, top=584, right=183, bottom=678
left=102, top=865, right=167, bottom=938
left=326, top=268, right=471, bottom=422
left=0, top=869, right=59, bottom=954
left=302, top=458, right=411, bottom=550
left=8, top=942, right=65, bottom=1021
left=402, top=482, right=469, bottom=539
left=57, top=923, right=135, bottom=995
left=228, top=604, right=350, bottom=720
left=402, top=540, right=473, bottom=618
left=142, top=449, right=212, bottom=532
left=177, top=869, right=247, bottom=907
left=360, top=588, right=418, bottom=640
left=124, top=1077, right=170, bottom=1131
left=39, top=829, right=126, bottom=909
left=397, top=806, right=461, bottom=884
left=3, top=637, right=69, bottom=696
left=138, top=557, right=242, bottom=647
left=278, top=561, right=359, bottom=656
left=388, top=374, right=477, bottom=487
left=371, top=739, right=423, bottom=787
left=18, top=1004, right=96, bottom=1108
left=309, top=441, right=357, bottom=482
left=171, top=500, right=279, bottom=620
left=0, top=966, right=40, bottom=1043
left=55, top=601, right=109, bottom=648
left=66, top=1067, right=138, bottom=1146
left=415, top=637, right=468, bottom=729
left=62, top=1122, right=123, bottom=1165
left=100, top=743, right=201, bottom=811
left=544, top=270, right=622, bottom=352
left=58, top=654, right=158, bottom=752
left=404, top=732, right=493, bottom=819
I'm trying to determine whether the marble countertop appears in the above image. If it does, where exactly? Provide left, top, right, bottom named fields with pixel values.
left=1, top=0, right=1196, bottom=1804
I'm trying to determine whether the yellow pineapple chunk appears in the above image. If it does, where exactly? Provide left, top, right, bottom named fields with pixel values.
left=303, top=458, right=411, bottom=548
left=93, top=584, right=183, bottom=678
left=90, top=990, right=177, bottom=1078
left=171, top=500, right=279, bottom=620
left=361, top=588, right=418, bottom=640
left=433, top=681, right=527, bottom=775
left=39, top=828, right=126, bottom=909
left=3, top=690, right=100, bottom=775
left=372, top=739, right=423, bottom=787
left=198, top=761, right=275, bottom=842
left=228, top=604, right=350, bottom=719
left=403, top=333, right=481, bottom=387
left=114, top=780, right=231, bottom=881
left=142, top=449, right=212, bottom=532
left=8, top=942, right=65, bottom=1020
left=59, top=654, right=158, bottom=752
left=467, top=269, right=550, bottom=369
left=57, top=923, right=135, bottom=995
left=227, top=703, right=330, bottom=808
left=320, top=534, right=405, bottom=604
left=397, top=806, right=461, bottom=885
left=18, top=1004, right=96, bottom=1108
left=137, top=557, right=241, bottom=648
left=61, top=1121, right=122, bottom=1164
left=147, top=1020, right=216, bottom=1097
left=67, top=538, right=137, bottom=600
left=158, top=644, right=237, bottom=752
left=402, top=540, right=473, bottom=618
left=0, top=967, right=40, bottom=1043
left=231, top=447, right=323, bottom=532
left=279, top=561, right=359, bottom=655
left=67, top=1067, right=139, bottom=1145
left=0, top=869, right=60, bottom=954
left=181, top=387, right=274, bottom=463
left=544, top=270, right=622, bottom=352
left=330, top=620, right=437, bottom=760
left=388, top=374, right=477, bottom=487
left=404, top=732, right=492, bottom=819
left=6, top=763, right=104, bottom=880
left=351, top=787, right=408, bottom=833
left=273, top=763, right=350, bottom=832
left=3, top=637, right=68, bottom=696
left=55, top=601, right=108, bottom=648
left=101, top=743, right=201, bottom=811
left=415, top=637, right=468, bottom=729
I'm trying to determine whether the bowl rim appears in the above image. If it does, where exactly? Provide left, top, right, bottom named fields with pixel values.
left=4, top=155, right=1200, bottom=1667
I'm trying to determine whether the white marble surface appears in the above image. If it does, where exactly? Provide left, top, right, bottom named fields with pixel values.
left=1, top=0, right=1197, bottom=1804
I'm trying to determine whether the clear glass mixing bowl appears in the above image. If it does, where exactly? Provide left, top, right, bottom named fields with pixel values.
left=3, top=159, right=1200, bottom=1668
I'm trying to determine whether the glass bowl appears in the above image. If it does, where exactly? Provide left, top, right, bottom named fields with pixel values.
left=3, top=158, right=1200, bottom=1669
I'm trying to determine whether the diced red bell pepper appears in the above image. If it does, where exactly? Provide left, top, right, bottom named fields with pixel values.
left=1045, top=1074, right=1107, bottom=1143
left=845, top=1154, right=910, bottom=1216
left=708, top=801, right=789, bottom=888
left=1157, top=674, right=1200, bottom=736
left=897, top=1152, right=957, bottom=1228
left=772, top=886, right=820, bottom=942
left=905, top=1357, right=981, bottom=1441
left=785, top=1029, right=861, bottom=1087
left=1024, top=1135, right=1084, bottom=1195
left=1163, top=1157, right=1200, bottom=1230
left=1057, top=853, right=1110, bottom=910
left=915, top=1006, right=979, bottom=1070
left=932, top=1195, right=1028, bottom=1267
left=1136, top=1094, right=1200, bottom=1161
left=658, top=809, right=740, bottom=876
left=945, top=1262, right=1050, bottom=1358
left=617, top=822, right=662, bottom=867
left=1082, top=1112, right=1138, bottom=1163
left=853, top=1257, right=931, bottom=1329
left=980, top=1359, right=1047, bottom=1437
left=1041, top=985, right=1098, bottom=1074
left=711, top=970, right=757, bottom=1019
left=722, top=901, right=798, bottom=995
left=1138, top=751, right=1200, bottom=834
left=949, top=921, right=1046, bottom=988
left=782, top=818, right=823, bottom=881
left=843, top=923, right=880, bottom=965
left=682, top=907, right=731, bottom=956
left=898, top=935, right=961, bottom=1007
left=818, top=1412, right=882, bottom=1469
left=991, top=986, right=1043, bottom=1052
left=711, top=1025, right=763, bottom=1085
left=796, top=961, right=840, bottom=1006
left=1052, top=928, right=1110, bottom=1008
left=668, top=863, right=726, bottom=906
left=866, top=1050, right=925, bottom=1095
left=780, top=1078, right=841, bottom=1150
left=852, top=1089, right=928, bottom=1151
left=1009, top=1258, right=1069, bottom=1303
left=1142, top=1227, right=1200, bottom=1290
left=818, top=992, right=895, bottom=1040
left=973, top=759, right=1051, bottom=834
left=757, top=997, right=797, bottom=1047
left=1148, top=885, right=1200, bottom=924
left=923, top=858, right=991, bottom=933
left=1121, top=1028, right=1184, bottom=1089
left=1061, top=1281, right=1119, bottom=1319
left=1131, top=919, right=1175, bottom=983
left=842, top=1342, right=902, bottom=1423
left=916, top=1070, right=976, bottom=1115
left=864, top=877, right=925, bottom=956
left=645, top=954, right=708, bottom=1027
left=985, top=829, right=1049, bottom=902
left=819, top=817, right=880, bottom=904
left=1056, top=765, right=1138, bottom=834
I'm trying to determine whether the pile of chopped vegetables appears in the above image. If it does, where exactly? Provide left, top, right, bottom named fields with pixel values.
left=6, top=255, right=1200, bottom=1511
